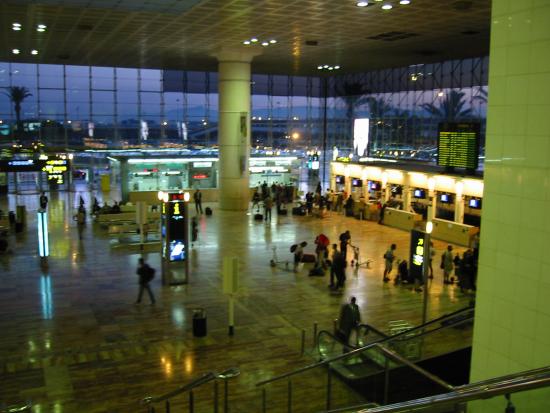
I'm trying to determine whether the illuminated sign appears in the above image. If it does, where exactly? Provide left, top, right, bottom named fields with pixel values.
left=164, top=171, right=181, bottom=176
left=42, top=159, right=68, bottom=184
left=37, top=211, right=49, bottom=257
left=192, top=174, right=209, bottom=179
left=409, top=230, right=425, bottom=280
left=354, top=118, right=370, bottom=157
left=0, top=159, right=46, bottom=172
left=193, top=162, right=212, bottom=168
left=437, top=122, right=480, bottom=170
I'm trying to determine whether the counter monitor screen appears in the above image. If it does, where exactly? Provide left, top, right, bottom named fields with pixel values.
left=469, top=198, right=482, bottom=209
left=440, top=194, right=453, bottom=203
left=370, top=182, right=381, bottom=191
left=437, top=122, right=480, bottom=170
left=352, top=178, right=363, bottom=187
left=335, top=175, right=345, bottom=184
left=391, top=185, right=402, bottom=195
left=414, top=189, right=425, bottom=199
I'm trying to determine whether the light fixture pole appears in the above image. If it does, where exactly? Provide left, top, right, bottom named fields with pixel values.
left=422, top=221, right=433, bottom=325
left=322, top=76, right=328, bottom=188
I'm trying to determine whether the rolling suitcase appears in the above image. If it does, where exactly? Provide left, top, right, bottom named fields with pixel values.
left=254, top=213, right=263, bottom=221
left=301, top=253, right=316, bottom=263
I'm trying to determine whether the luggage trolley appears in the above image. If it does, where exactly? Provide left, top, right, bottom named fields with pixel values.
left=350, top=244, right=373, bottom=269
left=269, top=246, right=290, bottom=271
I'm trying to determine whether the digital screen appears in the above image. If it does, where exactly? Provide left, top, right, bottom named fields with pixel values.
left=391, top=185, right=402, bottom=195
left=335, top=175, right=345, bottom=184
left=440, top=194, right=453, bottom=203
left=409, top=230, right=425, bottom=280
left=352, top=178, right=363, bottom=187
left=469, top=198, right=482, bottom=209
left=370, top=182, right=381, bottom=191
left=414, top=189, right=425, bottom=199
left=168, top=201, right=186, bottom=239
left=353, top=118, right=370, bottom=157
left=308, top=153, right=320, bottom=170
left=437, top=122, right=480, bottom=170
left=0, top=159, right=46, bottom=172
left=169, top=240, right=186, bottom=261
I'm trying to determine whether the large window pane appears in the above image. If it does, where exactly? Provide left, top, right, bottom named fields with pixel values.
left=39, top=64, right=64, bottom=88
left=92, top=66, right=114, bottom=90
left=140, top=69, right=161, bottom=91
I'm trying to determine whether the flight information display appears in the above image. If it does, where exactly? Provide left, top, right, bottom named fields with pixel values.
left=437, top=122, right=480, bottom=170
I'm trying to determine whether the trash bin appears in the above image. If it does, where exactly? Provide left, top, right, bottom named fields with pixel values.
left=8, top=211, right=15, bottom=225
left=192, top=308, right=207, bottom=337
left=16, top=205, right=26, bottom=227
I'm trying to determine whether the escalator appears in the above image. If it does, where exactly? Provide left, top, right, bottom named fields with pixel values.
left=316, top=306, right=475, bottom=405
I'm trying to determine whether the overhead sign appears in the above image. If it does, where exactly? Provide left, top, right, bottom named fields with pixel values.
left=437, top=122, right=480, bottom=170
left=0, top=159, right=46, bottom=172
left=42, top=159, right=68, bottom=184
left=193, top=162, right=212, bottom=168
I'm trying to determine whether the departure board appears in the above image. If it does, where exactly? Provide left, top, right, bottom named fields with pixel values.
left=437, top=122, right=480, bottom=170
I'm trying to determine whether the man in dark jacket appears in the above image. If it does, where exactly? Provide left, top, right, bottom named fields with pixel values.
left=339, top=297, right=361, bottom=345
left=136, top=258, right=155, bottom=304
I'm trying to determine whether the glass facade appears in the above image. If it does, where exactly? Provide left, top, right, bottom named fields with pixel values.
left=0, top=57, right=488, bottom=164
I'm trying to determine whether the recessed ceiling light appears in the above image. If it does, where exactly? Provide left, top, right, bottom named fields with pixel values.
left=269, top=39, right=277, bottom=44
left=12, top=49, right=20, bottom=55
left=381, top=3, right=393, bottom=10
left=12, top=26, right=21, bottom=31
left=399, top=0, right=411, bottom=4
left=243, top=40, right=251, bottom=45
left=37, top=24, right=46, bottom=29
left=323, top=65, right=329, bottom=68
left=317, top=65, right=323, bottom=70
left=250, top=38, right=258, bottom=43
left=334, top=65, right=341, bottom=69
left=31, top=49, right=38, bottom=55
left=356, top=1, right=369, bottom=6
left=261, top=42, right=269, bottom=46
left=437, top=91, right=444, bottom=97
left=328, top=67, right=334, bottom=70
left=13, top=22, right=21, bottom=27
left=37, top=28, right=46, bottom=32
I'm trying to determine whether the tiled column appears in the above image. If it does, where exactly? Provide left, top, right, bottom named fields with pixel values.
left=216, top=48, right=259, bottom=211
left=469, top=1, right=550, bottom=411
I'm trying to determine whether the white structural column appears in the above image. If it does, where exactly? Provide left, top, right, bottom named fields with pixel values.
left=216, top=49, right=260, bottom=210
left=454, top=195, right=464, bottom=223
left=469, top=1, right=550, bottom=411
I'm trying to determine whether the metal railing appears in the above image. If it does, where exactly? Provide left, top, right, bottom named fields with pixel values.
left=320, top=365, right=550, bottom=413
left=141, top=367, right=240, bottom=413
left=256, top=307, right=474, bottom=412
left=0, top=404, right=32, bottom=413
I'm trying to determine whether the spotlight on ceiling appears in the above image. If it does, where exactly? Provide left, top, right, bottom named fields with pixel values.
left=261, top=42, right=269, bottom=46
left=269, top=39, right=277, bottom=44
left=250, top=37, right=258, bottom=43
left=243, top=40, right=251, bottom=45
left=12, top=23, right=22, bottom=31
left=382, top=3, right=393, bottom=10
left=399, top=0, right=411, bottom=4
left=356, top=1, right=369, bottom=6
left=12, top=49, right=20, bottom=55
left=31, top=49, right=38, bottom=55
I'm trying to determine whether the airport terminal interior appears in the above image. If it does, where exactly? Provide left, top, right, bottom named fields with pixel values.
left=0, top=0, right=549, bottom=412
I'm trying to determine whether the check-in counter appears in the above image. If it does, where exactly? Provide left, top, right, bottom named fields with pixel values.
left=384, top=208, right=422, bottom=231
left=432, top=218, right=479, bottom=246
left=95, top=211, right=160, bottom=225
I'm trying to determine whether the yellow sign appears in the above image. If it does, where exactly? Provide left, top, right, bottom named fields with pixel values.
left=173, top=202, right=181, bottom=215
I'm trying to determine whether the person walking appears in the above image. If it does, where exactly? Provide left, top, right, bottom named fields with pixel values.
left=339, top=230, right=351, bottom=262
left=191, top=216, right=198, bottom=247
left=338, top=297, right=361, bottom=345
left=292, top=241, right=307, bottom=272
left=75, top=208, right=86, bottom=240
left=443, top=245, right=454, bottom=284
left=136, top=258, right=156, bottom=304
left=383, top=243, right=397, bottom=282
left=264, top=195, right=273, bottom=221
left=39, top=192, right=48, bottom=210
left=329, top=244, right=339, bottom=289
left=334, top=248, right=347, bottom=290
left=194, top=189, right=203, bottom=214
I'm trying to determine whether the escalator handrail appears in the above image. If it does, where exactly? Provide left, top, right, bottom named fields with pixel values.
left=357, top=323, right=389, bottom=339
left=321, top=365, right=550, bottom=413
left=317, top=308, right=475, bottom=357
left=256, top=306, right=473, bottom=387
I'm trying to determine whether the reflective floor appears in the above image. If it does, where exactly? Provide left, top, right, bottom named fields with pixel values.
left=0, top=187, right=471, bottom=413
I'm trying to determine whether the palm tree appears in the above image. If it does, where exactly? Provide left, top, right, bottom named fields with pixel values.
left=3, top=86, right=33, bottom=136
left=421, top=90, right=472, bottom=121
left=335, top=82, right=370, bottom=139
left=366, top=96, right=393, bottom=119
left=473, top=87, right=488, bottom=105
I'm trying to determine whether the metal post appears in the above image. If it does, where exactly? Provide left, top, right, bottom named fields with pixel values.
left=422, top=232, right=431, bottom=325
left=287, top=380, right=292, bottom=413
left=384, top=357, right=390, bottom=405
left=189, top=390, right=194, bottom=413
left=214, top=381, right=219, bottom=413
left=300, top=329, right=306, bottom=356
left=313, top=322, right=318, bottom=347
left=262, top=388, right=267, bottom=413
left=165, top=400, right=170, bottom=413
left=326, top=368, right=332, bottom=410
left=224, top=379, right=229, bottom=413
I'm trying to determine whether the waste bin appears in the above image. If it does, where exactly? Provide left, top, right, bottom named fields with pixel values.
left=192, top=308, right=207, bottom=337
left=8, top=211, right=15, bottom=225
left=16, top=205, right=26, bottom=227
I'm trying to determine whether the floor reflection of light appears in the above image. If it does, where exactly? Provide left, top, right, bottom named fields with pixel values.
left=53, top=402, right=62, bottom=413
left=40, top=275, right=53, bottom=319
left=32, top=404, right=41, bottom=413
left=171, top=306, right=185, bottom=328
left=160, top=356, right=173, bottom=378
left=184, top=354, right=193, bottom=374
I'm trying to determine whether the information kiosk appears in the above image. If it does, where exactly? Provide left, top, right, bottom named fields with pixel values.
left=159, top=191, right=190, bottom=285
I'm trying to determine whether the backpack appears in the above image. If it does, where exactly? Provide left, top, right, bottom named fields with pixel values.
left=290, top=244, right=298, bottom=253
left=144, top=265, right=155, bottom=282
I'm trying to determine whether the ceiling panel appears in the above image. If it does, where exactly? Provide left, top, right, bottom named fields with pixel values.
left=0, top=0, right=491, bottom=75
